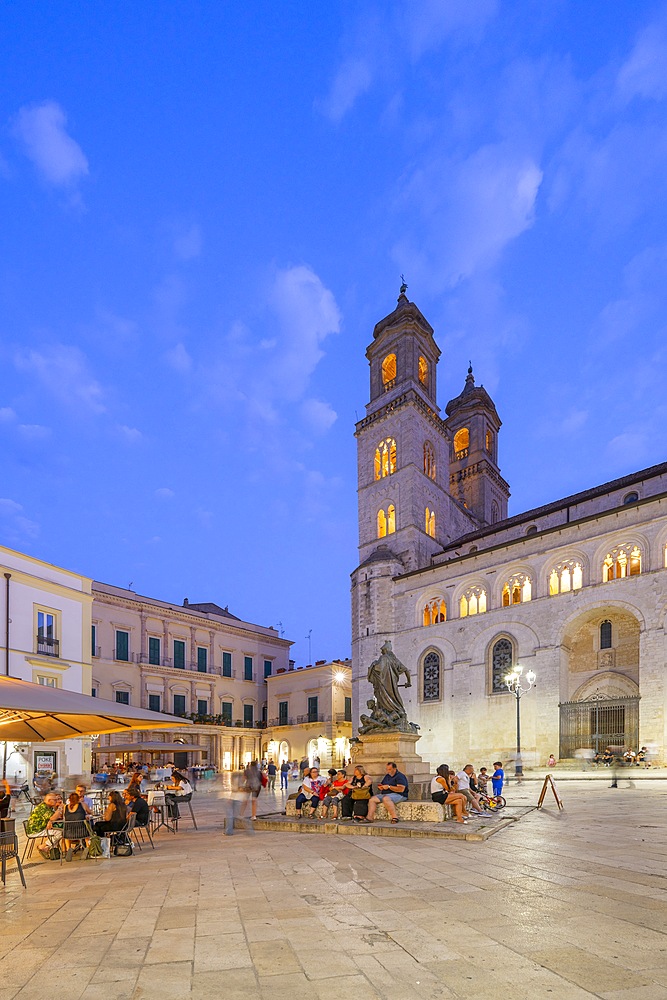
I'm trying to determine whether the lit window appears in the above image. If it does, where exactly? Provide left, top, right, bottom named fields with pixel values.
left=602, top=544, right=641, bottom=582
left=422, top=598, right=446, bottom=626
left=485, top=429, right=493, bottom=453
left=382, top=353, right=396, bottom=386
left=377, top=505, right=396, bottom=537
left=453, top=427, right=469, bottom=460
left=548, top=561, right=583, bottom=595
left=491, top=639, right=513, bottom=693
left=387, top=504, right=396, bottom=534
left=374, top=438, right=397, bottom=480
left=425, top=507, right=435, bottom=538
left=422, top=651, right=440, bottom=701
left=418, top=355, right=428, bottom=385
left=377, top=509, right=387, bottom=538
left=460, top=586, right=487, bottom=617
left=423, top=441, right=436, bottom=480
left=502, top=574, right=532, bottom=606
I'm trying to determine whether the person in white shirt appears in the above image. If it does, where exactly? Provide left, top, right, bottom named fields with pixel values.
left=454, top=765, right=485, bottom=815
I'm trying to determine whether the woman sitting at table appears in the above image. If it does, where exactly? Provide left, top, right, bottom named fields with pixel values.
left=48, top=791, right=89, bottom=861
left=93, top=790, right=126, bottom=836
left=165, top=770, right=192, bottom=819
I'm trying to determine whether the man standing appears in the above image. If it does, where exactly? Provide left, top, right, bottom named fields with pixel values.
left=280, top=759, right=290, bottom=791
left=266, top=760, right=277, bottom=791
left=366, top=762, right=409, bottom=823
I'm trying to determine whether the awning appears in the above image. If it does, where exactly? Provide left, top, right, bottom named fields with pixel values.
left=0, top=675, right=192, bottom=742
left=94, top=741, right=205, bottom=755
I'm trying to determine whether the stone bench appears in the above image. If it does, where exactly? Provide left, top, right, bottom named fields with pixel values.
left=285, top=798, right=452, bottom=822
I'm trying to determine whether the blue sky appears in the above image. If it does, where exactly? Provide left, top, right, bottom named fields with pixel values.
left=2, top=1, right=667, bottom=665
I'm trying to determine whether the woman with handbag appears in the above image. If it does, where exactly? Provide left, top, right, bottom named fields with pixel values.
left=340, top=766, right=373, bottom=821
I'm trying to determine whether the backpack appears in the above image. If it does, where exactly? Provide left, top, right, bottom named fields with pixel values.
left=87, top=833, right=104, bottom=858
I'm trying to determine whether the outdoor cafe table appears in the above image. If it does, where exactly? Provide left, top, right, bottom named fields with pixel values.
left=147, top=789, right=175, bottom=834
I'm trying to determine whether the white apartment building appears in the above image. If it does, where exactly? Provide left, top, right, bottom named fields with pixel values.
left=0, top=543, right=93, bottom=783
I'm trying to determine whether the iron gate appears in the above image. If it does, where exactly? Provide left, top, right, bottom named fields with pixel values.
left=559, top=696, right=640, bottom=757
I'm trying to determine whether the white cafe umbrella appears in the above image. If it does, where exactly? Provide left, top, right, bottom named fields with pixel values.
left=0, top=675, right=192, bottom=742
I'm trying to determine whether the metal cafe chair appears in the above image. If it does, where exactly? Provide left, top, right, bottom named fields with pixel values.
left=1, top=832, right=27, bottom=888
left=58, top=819, right=93, bottom=863
left=171, top=792, right=198, bottom=831
left=110, top=812, right=136, bottom=855
left=131, top=814, right=155, bottom=851
left=21, top=820, right=48, bottom=862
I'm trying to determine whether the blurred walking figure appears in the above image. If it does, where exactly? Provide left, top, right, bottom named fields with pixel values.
left=280, top=760, right=290, bottom=791
left=243, top=760, right=262, bottom=820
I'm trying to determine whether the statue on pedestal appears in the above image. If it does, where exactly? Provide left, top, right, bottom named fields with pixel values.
left=359, top=641, right=419, bottom=735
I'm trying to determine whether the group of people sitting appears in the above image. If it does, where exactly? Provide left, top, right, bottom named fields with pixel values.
left=294, top=760, right=505, bottom=825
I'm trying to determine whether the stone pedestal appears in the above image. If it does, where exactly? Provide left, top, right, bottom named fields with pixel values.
left=352, top=731, right=432, bottom=800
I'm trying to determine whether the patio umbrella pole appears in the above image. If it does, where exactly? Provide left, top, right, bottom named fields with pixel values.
left=2, top=572, right=10, bottom=780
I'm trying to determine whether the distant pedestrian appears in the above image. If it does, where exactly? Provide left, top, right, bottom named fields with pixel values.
left=514, top=753, right=523, bottom=784
left=492, top=761, right=504, bottom=797
left=547, top=754, right=556, bottom=767
left=280, top=760, right=289, bottom=790
left=299, top=757, right=309, bottom=778
left=243, top=760, right=262, bottom=820
left=267, top=761, right=277, bottom=791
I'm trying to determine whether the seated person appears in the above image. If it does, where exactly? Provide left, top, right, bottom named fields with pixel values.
left=340, top=766, right=373, bottom=821
left=456, top=765, right=485, bottom=815
left=27, top=792, right=63, bottom=857
left=295, top=767, right=325, bottom=817
left=366, top=762, right=409, bottom=823
left=165, top=769, right=193, bottom=818
left=125, top=788, right=150, bottom=827
left=430, top=765, right=468, bottom=824
left=74, top=784, right=94, bottom=817
left=0, top=783, right=11, bottom=819
left=93, top=790, right=127, bottom=836
left=321, top=769, right=347, bottom=820
left=52, top=792, right=89, bottom=861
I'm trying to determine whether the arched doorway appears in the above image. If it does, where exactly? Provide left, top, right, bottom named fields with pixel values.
left=559, top=673, right=640, bottom=757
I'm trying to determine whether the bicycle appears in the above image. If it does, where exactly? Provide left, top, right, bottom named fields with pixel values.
left=478, top=790, right=506, bottom=811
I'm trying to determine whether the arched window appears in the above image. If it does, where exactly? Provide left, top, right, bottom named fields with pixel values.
left=418, top=355, right=429, bottom=385
left=491, top=500, right=499, bottom=524
left=491, top=638, right=513, bottom=693
left=600, top=620, right=612, bottom=650
left=526, top=525, right=538, bottom=536
left=664, top=543, right=667, bottom=569
left=382, top=353, right=396, bottom=387
left=422, top=598, right=446, bottom=626
left=548, top=560, right=583, bottom=595
left=377, top=509, right=386, bottom=538
left=374, top=438, right=396, bottom=480
left=460, top=586, right=487, bottom=618
left=425, top=507, right=435, bottom=538
left=602, top=544, right=641, bottom=582
left=422, top=650, right=441, bottom=701
left=501, top=573, right=532, bottom=606
left=623, top=492, right=639, bottom=505
left=485, top=429, right=493, bottom=453
left=453, top=427, right=469, bottom=460
left=387, top=504, right=395, bottom=534
left=423, top=441, right=436, bottom=480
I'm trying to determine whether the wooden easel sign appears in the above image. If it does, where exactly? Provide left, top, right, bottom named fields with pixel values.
left=537, top=774, right=564, bottom=810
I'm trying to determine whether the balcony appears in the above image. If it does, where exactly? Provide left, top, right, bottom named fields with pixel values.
left=454, top=447, right=469, bottom=461
left=296, top=713, right=326, bottom=724
left=268, top=717, right=294, bottom=728
left=37, top=634, right=59, bottom=657
left=335, top=713, right=353, bottom=724
left=173, top=712, right=266, bottom=729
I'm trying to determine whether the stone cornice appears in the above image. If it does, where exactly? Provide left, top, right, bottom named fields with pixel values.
left=355, top=390, right=447, bottom=437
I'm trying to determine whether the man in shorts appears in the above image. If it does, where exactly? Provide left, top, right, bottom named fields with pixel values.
left=366, top=762, right=408, bottom=823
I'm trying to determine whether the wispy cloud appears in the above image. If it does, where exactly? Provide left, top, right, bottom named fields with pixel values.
left=318, top=58, right=373, bottom=123
left=12, top=101, right=88, bottom=187
left=15, top=344, right=106, bottom=414
left=173, top=223, right=202, bottom=261
left=116, top=424, right=143, bottom=444
left=164, top=342, right=193, bottom=373
left=154, top=487, right=175, bottom=500
left=17, top=423, right=51, bottom=441
left=617, top=14, right=667, bottom=103
left=0, top=407, right=16, bottom=423
left=0, top=498, right=39, bottom=541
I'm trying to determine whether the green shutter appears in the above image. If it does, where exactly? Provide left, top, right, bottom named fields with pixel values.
left=197, top=647, right=208, bottom=673
left=222, top=652, right=232, bottom=677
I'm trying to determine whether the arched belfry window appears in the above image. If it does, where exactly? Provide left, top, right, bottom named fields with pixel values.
left=423, top=441, right=436, bottom=480
left=418, top=355, right=429, bottom=385
left=423, top=598, right=446, bottom=626
left=548, top=560, right=583, bottom=595
left=600, top=620, right=612, bottom=650
left=491, top=638, right=514, bottom=693
left=602, top=544, right=641, bottom=582
left=377, top=505, right=396, bottom=538
left=374, top=438, right=397, bottom=480
left=502, top=573, right=532, bottom=606
left=425, top=507, right=435, bottom=538
left=382, top=353, right=396, bottom=388
left=460, top=586, right=487, bottom=618
left=453, top=427, right=469, bottom=460
left=491, top=500, right=499, bottom=524
left=485, top=429, right=493, bottom=453
left=422, top=650, right=441, bottom=701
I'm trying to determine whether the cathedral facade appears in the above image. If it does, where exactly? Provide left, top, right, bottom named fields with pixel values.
left=351, top=292, right=667, bottom=765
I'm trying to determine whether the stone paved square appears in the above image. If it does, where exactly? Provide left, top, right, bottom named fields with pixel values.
left=2, top=780, right=667, bottom=999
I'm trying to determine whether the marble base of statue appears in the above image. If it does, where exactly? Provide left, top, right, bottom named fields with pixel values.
left=351, top=730, right=433, bottom=801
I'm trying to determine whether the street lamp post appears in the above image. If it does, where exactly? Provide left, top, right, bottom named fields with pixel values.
left=504, top=665, right=536, bottom=760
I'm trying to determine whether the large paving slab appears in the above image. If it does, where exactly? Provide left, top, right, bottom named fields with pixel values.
left=2, top=779, right=667, bottom=999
